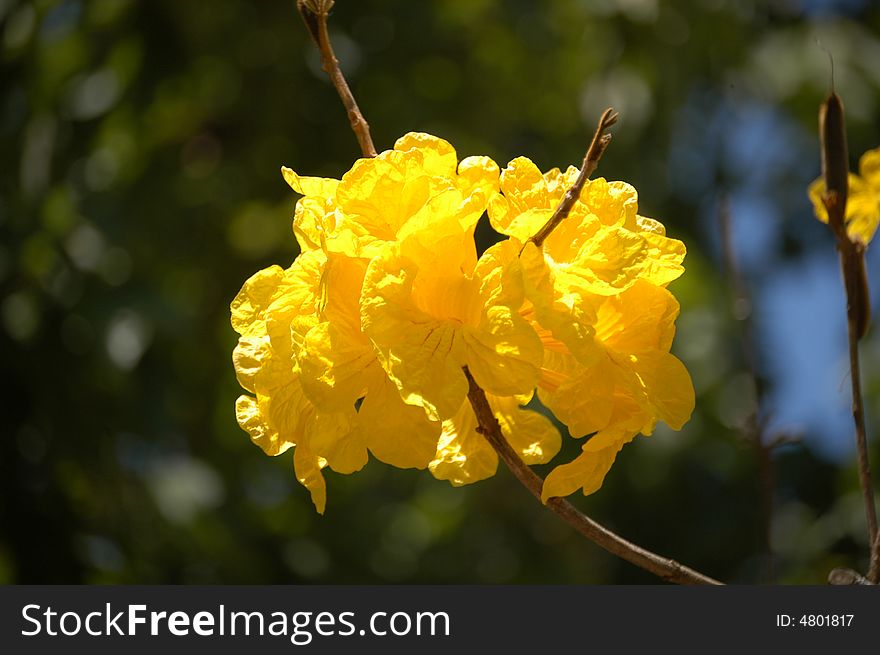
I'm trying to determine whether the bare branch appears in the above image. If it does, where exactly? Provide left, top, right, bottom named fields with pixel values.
left=527, top=108, right=619, bottom=249
left=868, top=532, right=880, bottom=584
left=818, top=91, right=878, bottom=568
left=464, top=367, right=722, bottom=585
left=296, top=0, right=377, bottom=158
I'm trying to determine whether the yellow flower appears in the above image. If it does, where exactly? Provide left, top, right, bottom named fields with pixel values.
left=488, top=158, right=685, bottom=365
left=232, top=135, right=693, bottom=510
left=361, top=237, right=543, bottom=422
left=283, top=133, right=499, bottom=258
left=808, top=146, right=880, bottom=245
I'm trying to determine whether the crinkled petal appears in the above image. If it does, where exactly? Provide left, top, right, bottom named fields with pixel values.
left=282, top=166, right=339, bottom=198
left=307, top=409, right=367, bottom=475
left=595, top=280, right=679, bottom=354
left=520, top=241, right=601, bottom=366
left=629, top=351, right=695, bottom=431
left=462, top=306, right=541, bottom=396
left=541, top=430, right=634, bottom=501
left=581, top=178, right=639, bottom=229
left=232, top=334, right=268, bottom=393
left=235, top=394, right=295, bottom=456
left=490, top=394, right=560, bottom=464
left=538, top=350, right=616, bottom=438
left=361, top=249, right=469, bottom=420
left=394, top=132, right=458, bottom=178
left=360, top=370, right=441, bottom=469
left=230, top=265, right=287, bottom=335
left=458, top=155, right=500, bottom=198
left=429, top=398, right=498, bottom=485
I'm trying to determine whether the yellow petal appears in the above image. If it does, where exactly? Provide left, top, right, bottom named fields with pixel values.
left=581, top=178, right=639, bottom=228
left=293, top=443, right=328, bottom=514
left=457, top=155, right=500, bottom=198
left=394, top=132, right=458, bottom=178
left=253, top=360, right=313, bottom=450
left=490, top=394, right=560, bottom=464
left=629, top=351, right=695, bottom=431
left=538, top=350, right=616, bottom=438
left=429, top=398, right=498, bottom=485
left=462, top=305, right=542, bottom=396
left=595, top=280, right=679, bottom=354
left=307, top=409, right=367, bottom=474
left=360, top=370, right=441, bottom=469
left=232, top=334, right=269, bottom=393
left=300, top=321, right=375, bottom=410
left=230, top=265, right=286, bottom=335
left=858, top=147, right=880, bottom=189
left=293, top=196, right=327, bottom=252
left=361, top=249, right=469, bottom=420
left=282, top=166, right=339, bottom=198
left=520, top=241, right=601, bottom=366
left=235, top=394, right=295, bottom=456
left=541, top=429, right=635, bottom=501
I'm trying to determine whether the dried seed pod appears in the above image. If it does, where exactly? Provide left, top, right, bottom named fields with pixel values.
left=819, top=91, right=849, bottom=229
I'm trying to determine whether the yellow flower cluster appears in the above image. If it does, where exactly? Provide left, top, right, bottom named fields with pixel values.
left=809, top=146, right=880, bottom=246
left=231, top=133, right=694, bottom=512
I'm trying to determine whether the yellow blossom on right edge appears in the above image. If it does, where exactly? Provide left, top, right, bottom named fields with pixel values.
left=808, top=146, right=880, bottom=246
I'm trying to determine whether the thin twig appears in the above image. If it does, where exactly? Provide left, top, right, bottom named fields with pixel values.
left=464, top=367, right=722, bottom=585
left=821, top=193, right=878, bottom=563
left=718, top=195, right=776, bottom=583
left=296, top=0, right=377, bottom=158
left=868, top=532, right=880, bottom=584
left=527, top=108, right=619, bottom=249
left=843, top=281, right=878, bottom=548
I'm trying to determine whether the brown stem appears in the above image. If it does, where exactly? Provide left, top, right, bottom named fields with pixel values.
left=718, top=195, right=776, bottom=583
left=527, top=108, right=618, bottom=248
left=843, top=275, right=878, bottom=550
left=822, top=191, right=879, bottom=568
left=297, top=0, right=377, bottom=158
left=868, top=532, right=880, bottom=584
left=464, top=367, right=722, bottom=585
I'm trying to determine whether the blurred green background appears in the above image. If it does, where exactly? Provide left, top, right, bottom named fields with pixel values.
left=2, top=0, right=879, bottom=584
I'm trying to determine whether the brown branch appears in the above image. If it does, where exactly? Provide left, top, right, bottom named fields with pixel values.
left=818, top=88, right=878, bottom=573
left=527, top=108, right=619, bottom=249
left=843, top=278, right=878, bottom=549
left=868, top=532, right=880, bottom=584
left=464, top=367, right=722, bottom=585
left=822, top=193, right=877, bottom=569
left=296, top=0, right=377, bottom=158
left=718, top=195, right=776, bottom=583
